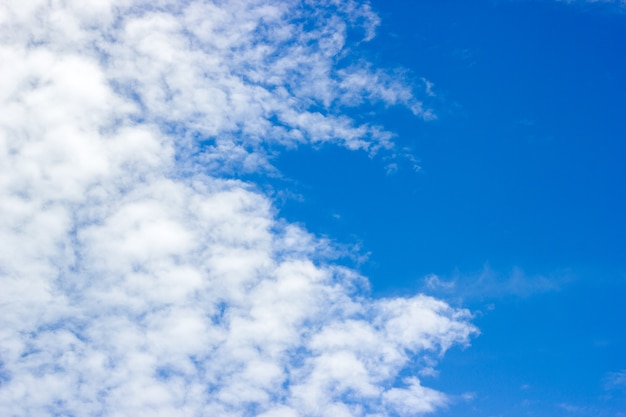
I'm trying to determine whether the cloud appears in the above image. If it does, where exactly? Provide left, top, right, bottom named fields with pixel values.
left=604, top=370, right=626, bottom=391
left=0, top=0, right=476, bottom=416
left=506, top=0, right=626, bottom=11
left=558, top=402, right=597, bottom=414
left=558, top=0, right=625, bottom=4
left=528, top=0, right=626, bottom=9
left=422, top=266, right=566, bottom=302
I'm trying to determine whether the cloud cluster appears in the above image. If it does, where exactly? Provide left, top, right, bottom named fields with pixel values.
left=0, top=1, right=476, bottom=416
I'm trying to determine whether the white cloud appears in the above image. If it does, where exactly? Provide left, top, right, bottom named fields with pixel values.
left=542, top=0, right=626, bottom=9
left=558, top=402, right=595, bottom=414
left=383, top=378, right=448, bottom=415
left=558, top=0, right=625, bottom=4
left=422, top=266, right=566, bottom=302
left=0, top=0, right=477, bottom=416
left=604, top=370, right=626, bottom=390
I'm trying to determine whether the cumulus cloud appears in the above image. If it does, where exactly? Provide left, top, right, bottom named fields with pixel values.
left=0, top=0, right=477, bottom=416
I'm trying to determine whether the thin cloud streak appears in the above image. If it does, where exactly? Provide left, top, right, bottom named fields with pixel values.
left=422, top=266, right=567, bottom=302
left=604, top=370, right=626, bottom=391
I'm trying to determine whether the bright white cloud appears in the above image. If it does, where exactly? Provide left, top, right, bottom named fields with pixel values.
left=0, top=1, right=477, bottom=416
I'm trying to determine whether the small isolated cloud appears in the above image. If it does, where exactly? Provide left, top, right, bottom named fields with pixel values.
left=604, top=370, right=626, bottom=391
left=549, top=0, right=626, bottom=11
left=0, top=1, right=475, bottom=416
left=421, top=77, right=436, bottom=97
left=558, top=402, right=595, bottom=414
left=422, top=266, right=566, bottom=302
left=461, top=392, right=477, bottom=401
left=559, top=0, right=625, bottom=4
left=508, top=0, right=626, bottom=13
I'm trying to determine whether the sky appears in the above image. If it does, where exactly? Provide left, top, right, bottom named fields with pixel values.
left=0, top=1, right=624, bottom=417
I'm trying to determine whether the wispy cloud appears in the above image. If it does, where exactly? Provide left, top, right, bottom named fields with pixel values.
left=604, top=370, right=626, bottom=391
left=558, top=402, right=594, bottom=414
left=422, top=266, right=567, bottom=302
left=0, top=0, right=475, bottom=416
left=544, top=0, right=626, bottom=10
left=558, top=0, right=625, bottom=4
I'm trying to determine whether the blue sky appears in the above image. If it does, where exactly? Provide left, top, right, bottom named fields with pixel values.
left=273, top=1, right=626, bottom=416
left=0, top=0, right=624, bottom=416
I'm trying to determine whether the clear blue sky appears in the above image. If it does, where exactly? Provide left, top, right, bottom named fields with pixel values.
left=273, top=1, right=626, bottom=416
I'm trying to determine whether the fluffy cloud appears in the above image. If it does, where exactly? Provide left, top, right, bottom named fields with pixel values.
left=0, top=1, right=477, bottom=416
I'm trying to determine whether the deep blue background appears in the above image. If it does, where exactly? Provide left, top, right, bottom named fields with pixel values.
left=271, top=1, right=626, bottom=415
